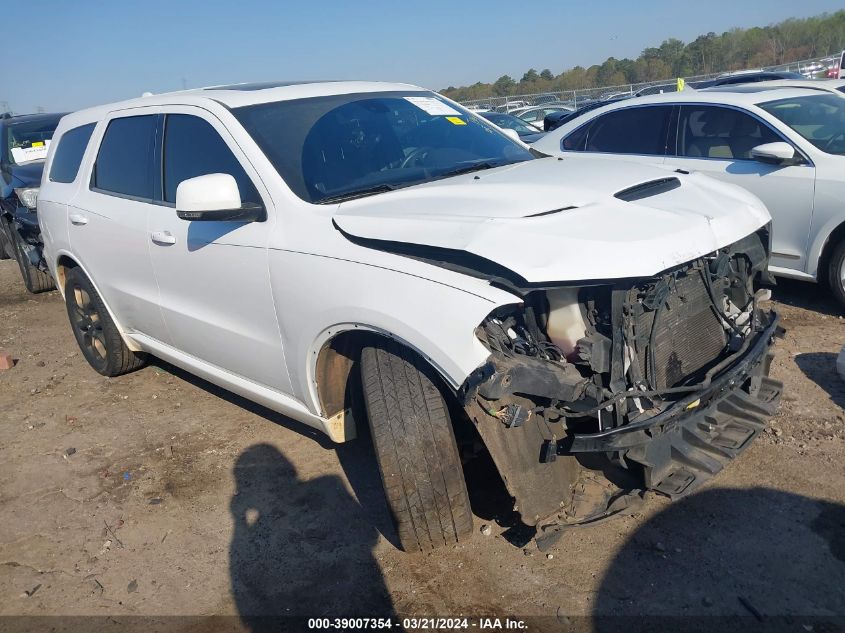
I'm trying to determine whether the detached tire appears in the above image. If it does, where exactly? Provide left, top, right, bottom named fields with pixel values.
left=360, top=339, right=473, bottom=552
left=827, top=239, right=845, bottom=310
left=64, top=267, right=146, bottom=376
left=11, top=227, right=54, bottom=293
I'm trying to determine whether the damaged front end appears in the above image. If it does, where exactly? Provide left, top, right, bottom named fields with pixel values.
left=462, top=227, right=783, bottom=531
left=0, top=190, right=47, bottom=271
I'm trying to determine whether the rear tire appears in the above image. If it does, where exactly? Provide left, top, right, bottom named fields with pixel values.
left=64, top=267, right=146, bottom=376
left=360, top=338, right=473, bottom=552
left=827, top=239, right=845, bottom=310
left=10, top=225, right=54, bottom=293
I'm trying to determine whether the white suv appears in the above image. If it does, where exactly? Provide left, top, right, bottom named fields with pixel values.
left=39, top=81, right=782, bottom=551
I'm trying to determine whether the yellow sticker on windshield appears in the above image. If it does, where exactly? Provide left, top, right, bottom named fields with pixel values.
left=446, top=116, right=466, bottom=125
left=31, top=141, right=45, bottom=147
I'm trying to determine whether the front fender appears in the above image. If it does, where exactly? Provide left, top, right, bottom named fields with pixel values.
left=268, top=249, right=520, bottom=415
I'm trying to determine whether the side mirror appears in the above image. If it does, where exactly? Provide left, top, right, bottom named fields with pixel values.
left=751, top=142, right=801, bottom=165
left=175, top=173, right=265, bottom=222
left=501, top=128, right=522, bottom=143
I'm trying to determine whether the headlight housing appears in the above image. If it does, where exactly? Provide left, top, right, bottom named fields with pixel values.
left=14, top=187, right=39, bottom=210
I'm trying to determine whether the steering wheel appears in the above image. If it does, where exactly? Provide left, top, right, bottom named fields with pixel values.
left=401, top=147, right=432, bottom=169
left=823, top=131, right=845, bottom=152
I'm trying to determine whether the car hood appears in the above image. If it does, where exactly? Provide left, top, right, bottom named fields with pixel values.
left=333, top=157, right=771, bottom=284
left=6, top=160, right=45, bottom=187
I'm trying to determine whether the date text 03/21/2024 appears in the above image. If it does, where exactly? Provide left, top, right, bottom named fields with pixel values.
left=307, top=617, right=528, bottom=630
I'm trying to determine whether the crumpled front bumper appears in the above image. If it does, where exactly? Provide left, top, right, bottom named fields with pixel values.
left=562, top=311, right=783, bottom=498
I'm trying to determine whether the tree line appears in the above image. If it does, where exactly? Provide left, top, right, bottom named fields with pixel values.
left=441, top=10, right=845, bottom=101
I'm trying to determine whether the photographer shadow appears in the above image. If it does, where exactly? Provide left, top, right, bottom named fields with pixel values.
left=592, top=487, right=845, bottom=632
left=229, top=443, right=395, bottom=632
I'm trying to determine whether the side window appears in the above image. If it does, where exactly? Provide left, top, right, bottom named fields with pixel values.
left=92, top=115, right=157, bottom=199
left=561, top=121, right=591, bottom=151
left=585, top=106, right=673, bottom=155
left=162, top=114, right=260, bottom=205
left=677, top=105, right=781, bottom=160
left=49, top=123, right=96, bottom=183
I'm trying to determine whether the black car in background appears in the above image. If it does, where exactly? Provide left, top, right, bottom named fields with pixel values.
left=543, top=96, right=631, bottom=132
left=1, top=112, right=64, bottom=293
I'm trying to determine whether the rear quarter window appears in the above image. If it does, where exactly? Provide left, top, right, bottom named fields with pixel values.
left=585, top=106, right=673, bottom=155
left=49, top=123, right=96, bottom=183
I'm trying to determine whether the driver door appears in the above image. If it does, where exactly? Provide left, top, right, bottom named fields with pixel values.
left=664, top=104, right=816, bottom=273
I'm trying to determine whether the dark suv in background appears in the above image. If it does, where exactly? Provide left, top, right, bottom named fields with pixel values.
left=1, top=112, right=64, bottom=292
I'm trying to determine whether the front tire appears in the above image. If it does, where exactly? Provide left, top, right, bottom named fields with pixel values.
left=64, top=267, right=146, bottom=376
left=0, top=220, right=12, bottom=260
left=827, top=239, right=845, bottom=310
left=360, top=339, right=473, bottom=551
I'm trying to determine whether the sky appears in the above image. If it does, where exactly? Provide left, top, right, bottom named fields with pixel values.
left=3, top=0, right=844, bottom=114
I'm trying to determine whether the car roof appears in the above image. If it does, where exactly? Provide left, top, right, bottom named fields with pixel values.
left=597, top=85, right=836, bottom=109
left=706, top=79, right=845, bottom=94
left=520, top=104, right=568, bottom=111
left=1, top=112, right=66, bottom=126
left=60, top=80, right=427, bottom=128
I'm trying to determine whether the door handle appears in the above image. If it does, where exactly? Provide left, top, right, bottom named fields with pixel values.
left=150, top=230, right=177, bottom=245
left=69, top=213, right=88, bottom=226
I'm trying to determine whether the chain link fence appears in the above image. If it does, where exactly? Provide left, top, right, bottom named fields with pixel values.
left=458, top=54, right=839, bottom=112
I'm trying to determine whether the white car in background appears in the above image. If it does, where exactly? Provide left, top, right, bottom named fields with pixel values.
left=38, top=81, right=781, bottom=552
left=534, top=85, right=845, bottom=307
left=516, top=105, right=575, bottom=130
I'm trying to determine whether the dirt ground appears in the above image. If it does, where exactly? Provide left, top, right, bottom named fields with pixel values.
left=1, top=258, right=844, bottom=631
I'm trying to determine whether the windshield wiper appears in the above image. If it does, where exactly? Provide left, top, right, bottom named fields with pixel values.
left=317, top=183, right=399, bottom=204
left=435, top=161, right=504, bottom=180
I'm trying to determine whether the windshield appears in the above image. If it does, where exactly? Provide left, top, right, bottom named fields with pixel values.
left=760, top=94, right=845, bottom=155
left=480, top=113, right=538, bottom=135
left=5, top=116, right=62, bottom=165
left=233, top=91, right=533, bottom=204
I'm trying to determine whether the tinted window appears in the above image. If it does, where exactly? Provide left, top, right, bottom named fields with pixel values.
left=678, top=105, right=781, bottom=160
left=49, top=123, right=96, bottom=183
left=561, top=122, right=591, bottom=150
left=584, top=106, right=672, bottom=155
left=93, top=116, right=156, bottom=199
left=163, top=114, right=260, bottom=204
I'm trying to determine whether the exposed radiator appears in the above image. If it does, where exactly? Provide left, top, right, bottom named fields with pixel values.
left=633, top=269, right=729, bottom=390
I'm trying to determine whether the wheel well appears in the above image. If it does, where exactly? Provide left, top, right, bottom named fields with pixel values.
left=55, top=255, right=80, bottom=291
left=818, top=222, right=845, bottom=287
left=314, top=330, right=459, bottom=420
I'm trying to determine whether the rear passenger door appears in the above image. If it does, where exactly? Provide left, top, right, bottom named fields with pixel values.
left=146, top=109, right=291, bottom=394
left=68, top=112, right=169, bottom=340
left=664, top=104, right=816, bottom=273
left=560, top=105, right=673, bottom=164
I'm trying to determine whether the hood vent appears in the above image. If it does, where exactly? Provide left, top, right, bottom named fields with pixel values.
left=614, top=177, right=680, bottom=202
